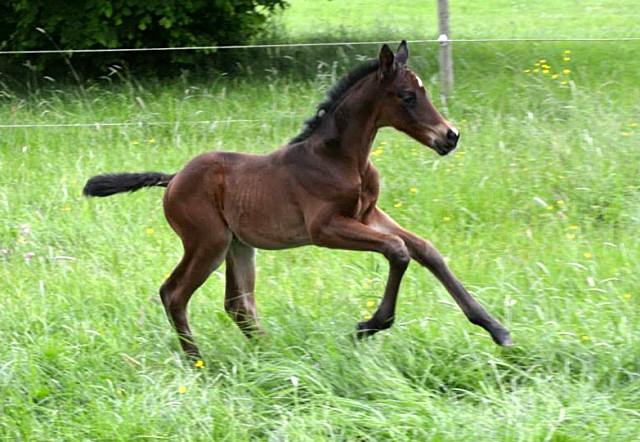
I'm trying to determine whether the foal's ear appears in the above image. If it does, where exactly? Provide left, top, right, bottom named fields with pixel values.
left=396, top=40, right=409, bottom=65
left=378, top=44, right=395, bottom=80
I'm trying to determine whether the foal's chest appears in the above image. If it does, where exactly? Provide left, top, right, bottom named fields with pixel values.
left=353, top=163, right=380, bottom=221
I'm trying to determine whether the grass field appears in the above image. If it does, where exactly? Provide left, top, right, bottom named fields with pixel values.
left=2, top=1, right=640, bottom=440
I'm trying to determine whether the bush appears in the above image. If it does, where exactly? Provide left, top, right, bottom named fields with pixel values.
left=0, top=0, right=288, bottom=76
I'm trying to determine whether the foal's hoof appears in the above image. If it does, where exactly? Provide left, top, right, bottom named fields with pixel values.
left=491, top=328, right=514, bottom=347
left=355, top=321, right=378, bottom=340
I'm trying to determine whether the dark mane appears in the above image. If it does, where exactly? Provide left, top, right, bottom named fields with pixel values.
left=290, top=58, right=379, bottom=144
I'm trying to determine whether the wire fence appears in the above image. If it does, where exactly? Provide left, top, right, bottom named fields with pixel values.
left=1, top=37, right=639, bottom=55
left=2, top=36, right=638, bottom=130
left=0, top=120, right=262, bottom=129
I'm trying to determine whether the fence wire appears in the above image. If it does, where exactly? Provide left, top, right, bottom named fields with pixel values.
left=0, top=120, right=262, bottom=129
left=1, top=37, right=639, bottom=55
left=2, top=36, right=638, bottom=130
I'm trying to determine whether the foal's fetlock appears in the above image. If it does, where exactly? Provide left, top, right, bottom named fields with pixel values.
left=185, top=349, right=204, bottom=365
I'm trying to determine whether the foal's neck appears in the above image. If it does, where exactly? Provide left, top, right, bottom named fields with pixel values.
left=317, top=75, right=380, bottom=171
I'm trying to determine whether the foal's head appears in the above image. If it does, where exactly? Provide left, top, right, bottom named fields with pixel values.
left=376, top=41, right=459, bottom=156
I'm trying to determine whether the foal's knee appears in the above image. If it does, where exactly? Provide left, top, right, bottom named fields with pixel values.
left=384, top=236, right=410, bottom=269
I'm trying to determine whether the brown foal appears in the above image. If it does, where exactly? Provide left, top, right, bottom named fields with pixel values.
left=84, top=41, right=512, bottom=359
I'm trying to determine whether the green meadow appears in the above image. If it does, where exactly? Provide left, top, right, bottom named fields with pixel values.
left=1, top=1, right=640, bottom=440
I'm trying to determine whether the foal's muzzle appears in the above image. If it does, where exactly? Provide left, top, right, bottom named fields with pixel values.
left=434, top=128, right=460, bottom=156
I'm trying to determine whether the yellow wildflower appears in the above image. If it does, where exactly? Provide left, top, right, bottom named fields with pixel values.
left=542, top=70, right=550, bottom=74
left=409, top=187, right=418, bottom=193
left=564, top=50, right=571, bottom=54
left=524, top=69, right=531, bottom=73
left=148, top=138, right=156, bottom=143
left=371, top=149, right=384, bottom=156
left=583, top=252, right=592, bottom=259
left=380, top=141, right=388, bottom=146
left=195, top=360, right=204, bottom=368
left=164, top=273, right=171, bottom=279
left=132, top=140, right=140, bottom=146
left=363, top=314, right=372, bottom=320
left=60, top=205, right=71, bottom=211
left=178, top=386, right=187, bottom=394
left=393, top=203, right=402, bottom=208
left=366, top=300, right=375, bottom=308
left=566, top=234, right=576, bottom=240
left=630, top=123, right=638, bottom=127
left=561, top=80, right=568, bottom=85
left=556, top=200, right=565, bottom=205
left=546, top=205, right=554, bottom=211
left=623, top=294, right=631, bottom=300
left=581, top=335, right=589, bottom=341
left=564, top=57, right=571, bottom=61
left=569, top=225, right=579, bottom=230
left=552, top=74, right=559, bottom=79
left=146, top=228, right=154, bottom=234
left=563, top=69, right=571, bottom=75
left=443, top=216, right=451, bottom=221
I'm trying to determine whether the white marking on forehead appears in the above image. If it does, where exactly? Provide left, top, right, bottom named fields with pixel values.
left=406, top=69, right=427, bottom=95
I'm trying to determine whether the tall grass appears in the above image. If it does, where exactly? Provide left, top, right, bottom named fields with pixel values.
left=1, top=1, right=640, bottom=440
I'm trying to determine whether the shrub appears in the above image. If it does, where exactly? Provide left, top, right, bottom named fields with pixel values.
left=0, top=0, right=288, bottom=75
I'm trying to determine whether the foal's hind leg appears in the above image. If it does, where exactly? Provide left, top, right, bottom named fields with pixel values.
left=160, top=233, right=230, bottom=359
left=160, top=189, right=232, bottom=359
left=224, top=238, right=263, bottom=337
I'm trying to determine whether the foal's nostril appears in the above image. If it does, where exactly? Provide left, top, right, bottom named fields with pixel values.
left=446, top=129, right=459, bottom=145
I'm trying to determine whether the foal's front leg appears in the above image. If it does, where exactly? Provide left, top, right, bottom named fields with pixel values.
left=309, top=215, right=410, bottom=337
left=367, top=207, right=513, bottom=346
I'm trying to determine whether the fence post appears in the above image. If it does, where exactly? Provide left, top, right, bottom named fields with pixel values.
left=437, top=0, right=453, bottom=105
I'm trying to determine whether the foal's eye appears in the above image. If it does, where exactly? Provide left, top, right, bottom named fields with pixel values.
left=398, top=91, right=416, bottom=106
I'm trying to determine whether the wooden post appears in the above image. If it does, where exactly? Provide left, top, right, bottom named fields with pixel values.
left=437, top=0, right=453, bottom=105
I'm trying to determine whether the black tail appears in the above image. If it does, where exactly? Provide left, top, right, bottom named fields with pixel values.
left=83, top=172, right=175, bottom=197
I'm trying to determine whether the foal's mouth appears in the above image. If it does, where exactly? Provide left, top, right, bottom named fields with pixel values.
left=433, top=140, right=457, bottom=156
left=407, top=127, right=460, bottom=156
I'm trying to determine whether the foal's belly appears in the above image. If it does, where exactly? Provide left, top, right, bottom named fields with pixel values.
left=228, top=212, right=311, bottom=250
left=222, top=176, right=311, bottom=250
